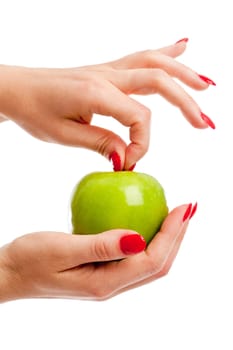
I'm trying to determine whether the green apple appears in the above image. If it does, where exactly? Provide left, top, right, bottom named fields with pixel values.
left=70, top=171, right=168, bottom=244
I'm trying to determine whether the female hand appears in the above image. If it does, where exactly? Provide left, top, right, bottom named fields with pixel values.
left=0, top=39, right=215, bottom=170
left=0, top=203, right=196, bottom=303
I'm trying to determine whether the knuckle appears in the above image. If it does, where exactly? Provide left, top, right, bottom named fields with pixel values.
left=139, top=49, right=155, bottom=66
left=85, top=77, right=106, bottom=98
left=134, top=105, right=151, bottom=129
left=91, top=237, right=112, bottom=262
left=157, top=264, right=171, bottom=279
left=94, top=289, right=110, bottom=301
left=140, top=105, right=151, bottom=122
left=134, top=136, right=149, bottom=156
left=138, top=50, right=164, bottom=68
left=153, top=68, right=170, bottom=83
left=143, top=254, right=165, bottom=277
left=89, top=282, right=112, bottom=300
left=79, top=77, right=103, bottom=94
left=130, top=109, right=151, bottom=155
left=95, top=131, right=119, bottom=157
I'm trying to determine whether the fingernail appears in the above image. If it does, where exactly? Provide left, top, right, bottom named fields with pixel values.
left=198, top=74, right=216, bottom=86
left=110, top=151, right=121, bottom=171
left=128, top=163, right=136, bottom=171
left=182, top=203, right=192, bottom=222
left=200, top=112, right=216, bottom=129
left=120, top=234, right=146, bottom=255
left=175, top=37, right=189, bottom=44
left=189, top=202, right=198, bottom=220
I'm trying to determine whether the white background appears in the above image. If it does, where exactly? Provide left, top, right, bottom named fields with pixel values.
left=0, top=0, right=232, bottom=349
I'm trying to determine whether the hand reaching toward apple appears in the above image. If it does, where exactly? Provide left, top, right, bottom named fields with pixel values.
left=0, top=204, right=196, bottom=303
left=0, top=39, right=215, bottom=170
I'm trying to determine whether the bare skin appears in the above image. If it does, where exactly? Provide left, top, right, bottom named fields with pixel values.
left=0, top=40, right=214, bottom=302
left=0, top=205, right=192, bottom=302
left=0, top=41, right=211, bottom=169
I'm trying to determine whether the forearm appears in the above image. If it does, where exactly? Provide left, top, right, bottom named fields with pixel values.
left=0, top=65, right=8, bottom=113
left=0, top=64, right=27, bottom=121
left=0, top=245, right=19, bottom=303
left=0, top=65, right=15, bottom=118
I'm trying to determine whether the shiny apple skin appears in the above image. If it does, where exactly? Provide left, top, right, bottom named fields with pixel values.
left=71, top=171, right=168, bottom=244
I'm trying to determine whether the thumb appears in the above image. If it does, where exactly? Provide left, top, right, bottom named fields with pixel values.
left=61, top=120, right=128, bottom=170
left=69, top=230, right=146, bottom=265
left=61, top=80, right=150, bottom=170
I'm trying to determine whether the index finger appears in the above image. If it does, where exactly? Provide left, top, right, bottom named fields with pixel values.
left=109, top=41, right=188, bottom=70
left=92, top=80, right=151, bottom=169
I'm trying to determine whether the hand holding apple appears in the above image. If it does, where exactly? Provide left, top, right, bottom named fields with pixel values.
left=0, top=204, right=196, bottom=303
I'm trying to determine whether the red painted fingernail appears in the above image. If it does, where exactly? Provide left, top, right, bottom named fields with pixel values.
left=110, top=151, right=121, bottom=171
left=120, top=234, right=146, bottom=255
left=200, top=112, right=216, bottom=129
left=175, top=37, right=189, bottom=44
left=128, top=163, right=136, bottom=171
left=182, top=203, right=192, bottom=222
left=198, top=74, right=216, bottom=86
left=189, top=202, right=198, bottom=220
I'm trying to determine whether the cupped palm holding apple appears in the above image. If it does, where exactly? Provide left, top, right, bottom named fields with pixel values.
left=0, top=39, right=215, bottom=302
